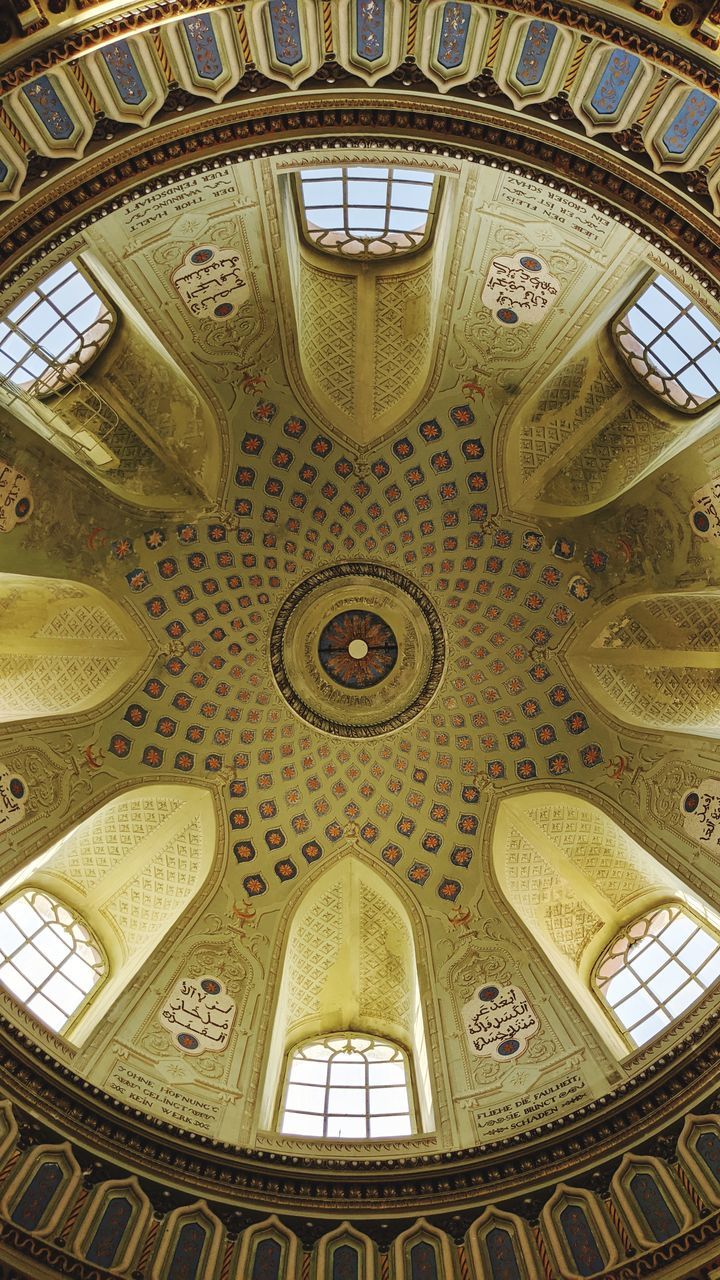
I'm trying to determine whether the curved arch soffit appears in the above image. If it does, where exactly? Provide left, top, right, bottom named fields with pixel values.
left=0, top=573, right=151, bottom=725
left=566, top=588, right=720, bottom=737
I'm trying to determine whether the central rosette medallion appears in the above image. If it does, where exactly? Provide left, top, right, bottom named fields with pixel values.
left=318, top=610, right=399, bottom=689
left=270, top=564, right=445, bottom=737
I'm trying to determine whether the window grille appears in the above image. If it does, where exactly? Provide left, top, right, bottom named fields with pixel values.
left=613, top=273, right=720, bottom=413
left=0, top=261, right=114, bottom=397
left=297, top=166, right=438, bottom=259
left=279, top=1034, right=414, bottom=1139
left=0, top=890, right=105, bottom=1033
left=595, top=903, right=720, bottom=1046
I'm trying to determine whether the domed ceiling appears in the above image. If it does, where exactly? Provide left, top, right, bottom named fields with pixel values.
left=0, top=0, right=719, bottom=1230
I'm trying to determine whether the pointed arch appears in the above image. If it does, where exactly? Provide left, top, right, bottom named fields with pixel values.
left=0, top=573, right=150, bottom=724
left=233, top=1214, right=301, bottom=1280
left=465, top=1207, right=544, bottom=1280
left=72, top=1176, right=151, bottom=1273
left=1, top=1142, right=80, bottom=1239
left=389, top=1218, right=458, bottom=1279
left=256, top=849, right=435, bottom=1139
left=312, top=1221, right=378, bottom=1280
left=0, top=254, right=225, bottom=509
left=568, top=589, right=720, bottom=736
left=492, top=790, right=709, bottom=1054
left=150, top=1201, right=224, bottom=1280
left=678, top=1114, right=720, bottom=1209
left=0, top=784, right=216, bottom=1042
left=610, top=1154, right=694, bottom=1249
left=540, top=1186, right=620, bottom=1280
left=503, top=313, right=720, bottom=518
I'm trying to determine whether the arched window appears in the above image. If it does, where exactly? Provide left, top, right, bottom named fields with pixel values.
left=297, top=165, right=438, bottom=258
left=279, top=1034, right=414, bottom=1139
left=0, top=260, right=114, bottom=397
left=0, top=890, right=105, bottom=1033
left=613, top=273, right=720, bottom=413
left=595, top=904, right=720, bottom=1047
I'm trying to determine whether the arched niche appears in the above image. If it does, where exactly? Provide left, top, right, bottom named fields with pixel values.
left=677, top=1114, right=720, bottom=1209
left=0, top=783, right=216, bottom=1043
left=567, top=590, right=720, bottom=736
left=72, top=1176, right=151, bottom=1273
left=388, top=1218, right=458, bottom=1279
left=311, top=1222, right=378, bottom=1280
left=503, top=305, right=720, bottom=518
left=232, top=1214, right=301, bottom=1280
left=0, top=573, right=150, bottom=724
left=0, top=251, right=223, bottom=510
left=465, top=1206, right=545, bottom=1280
left=540, top=1186, right=620, bottom=1279
left=269, top=153, right=463, bottom=450
left=257, top=850, right=435, bottom=1138
left=492, top=790, right=700, bottom=1056
left=610, top=1154, right=694, bottom=1250
left=1, top=1142, right=80, bottom=1239
left=150, top=1202, right=224, bottom=1280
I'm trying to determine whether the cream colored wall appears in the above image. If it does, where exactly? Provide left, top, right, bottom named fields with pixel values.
left=0, top=785, right=216, bottom=1043
left=0, top=574, right=150, bottom=724
left=569, top=591, right=720, bottom=736
left=257, top=853, right=435, bottom=1135
left=493, top=791, right=715, bottom=1055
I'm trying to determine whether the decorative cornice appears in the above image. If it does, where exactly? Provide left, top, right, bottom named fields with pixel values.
left=1, top=0, right=718, bottom=94
left=0, top=1004, right=719, bottom=1214
left=0, top=99, right=718, bottom=292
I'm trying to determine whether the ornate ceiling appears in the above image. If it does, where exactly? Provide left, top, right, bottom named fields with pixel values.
left=0, top=1, right=720, bottom=1273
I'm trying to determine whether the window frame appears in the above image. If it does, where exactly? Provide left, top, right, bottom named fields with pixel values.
left=0, top=888, right=107, bottom=1037
left=593, top=900, right=720, bottom=1049
left=0, top=259, right=116, bottom=399
left=293, top=165, right=442, bottom=262
left=611, top=271, right=720, bottom=415
left=277, top=1032, right=418, bottom=1142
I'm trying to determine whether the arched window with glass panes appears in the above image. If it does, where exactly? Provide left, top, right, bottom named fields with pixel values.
left=594, top=903, right=720, bottom=1047
left=279, top=1034, right=415, bottom=1140
left=612, top=273, right=720, bottom=413
left=0, top=260, right=114, bottom=397
left=296, top=165, right=439, bottom=259
left=0, top=890, right=105, bottom=1034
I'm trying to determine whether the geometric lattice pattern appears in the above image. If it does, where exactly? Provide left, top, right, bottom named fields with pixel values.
left=36, top=604, right=125, bottom=642
left=299, top=260, right=357, bottom=415
left=0, top=653, right=122, bottom=718
left=359, top=882, right=413, bottom=1026
left=47, top=794, right=185, bottom=893
left=103, top=815, right=204, bottom=955
left=373, top=271, right=432, bottom=417
left=503, top=819, right=604, bottom=961
left=590, top=663, right=720, bottom=730
left=526, top=802, right=658, bottom=910
left=287, top=878, right=344, bottom=1029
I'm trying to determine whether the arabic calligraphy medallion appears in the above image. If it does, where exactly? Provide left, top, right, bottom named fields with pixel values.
left=462, top=982, right=540, bottom=1061
left=159, top=975, right=237, bottom=1055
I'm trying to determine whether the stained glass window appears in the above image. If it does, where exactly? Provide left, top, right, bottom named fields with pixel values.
left=297, top=166, right=438, bottom=259
left=595, top=903, right=720, bottom=1046
left=0, top=890, right=105, bottom=1033
left=0, top=261, right=114, bottom=396
left=613, top=274, right=720, bottom=413
left=279, top=1034, right=414, bottom=1139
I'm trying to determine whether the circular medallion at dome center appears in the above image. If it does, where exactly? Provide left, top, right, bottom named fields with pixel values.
left=270, top=564, right=445, bottom=738
left=318, top=610, right=398, bottom=689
